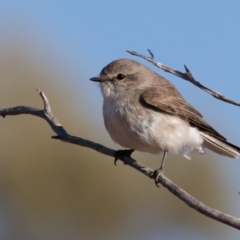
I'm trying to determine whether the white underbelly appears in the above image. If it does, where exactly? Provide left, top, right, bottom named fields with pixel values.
left=103, top=98, right=204, bottom=157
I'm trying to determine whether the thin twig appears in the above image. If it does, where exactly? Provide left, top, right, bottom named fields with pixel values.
left=127, top=50, right=240, bottom=106
left=0, top=89, right=240, bottom=230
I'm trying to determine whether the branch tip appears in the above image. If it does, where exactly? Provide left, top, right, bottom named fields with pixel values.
left=51, top=135, right=59, bottom=139
left=184, top=65, right=190, bottom=73
left=36, top=88, right=41, bottom=94
left=147, top=49, right=154, bottom=59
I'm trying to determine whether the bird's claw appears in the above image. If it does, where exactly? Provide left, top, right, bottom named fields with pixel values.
left=150, top=169, right=163, bottom=187
left=114, top=149, right=134, bottom=166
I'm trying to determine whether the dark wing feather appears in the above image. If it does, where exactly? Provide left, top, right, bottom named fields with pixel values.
left=141, top=88, right=226, bottom=141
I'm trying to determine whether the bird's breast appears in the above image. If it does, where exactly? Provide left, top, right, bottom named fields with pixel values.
left=103, top=97, right=164, bottom=153
left=102, top=96, right=204, bottom=156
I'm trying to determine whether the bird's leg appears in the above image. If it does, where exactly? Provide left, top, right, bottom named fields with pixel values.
left=114, top=149, right=134, bottom=166
left=159, top=151, right=167, bottom=171
left=151, top=151, right=168, bottom=187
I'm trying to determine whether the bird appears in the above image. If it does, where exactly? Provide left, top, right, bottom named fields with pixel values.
left=90, top=58, right=240, bottom=184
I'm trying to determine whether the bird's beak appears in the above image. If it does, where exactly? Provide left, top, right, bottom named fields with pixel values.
left=89, top=76, right=107, bottom=82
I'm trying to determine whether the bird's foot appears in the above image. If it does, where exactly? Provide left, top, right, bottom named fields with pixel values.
left=150, top=151, right=168, bottom=187
left=114, top=149, right=134, bottom=166
left=150, top=169, right=163, bottom=187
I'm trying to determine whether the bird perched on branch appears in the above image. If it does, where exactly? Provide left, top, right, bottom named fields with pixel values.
left=90, top=58, right=240, bottom=185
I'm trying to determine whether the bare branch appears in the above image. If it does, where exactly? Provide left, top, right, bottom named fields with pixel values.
left=127, top=50, right=240, bottom=107
left=1, top=89, right=240, bottom=230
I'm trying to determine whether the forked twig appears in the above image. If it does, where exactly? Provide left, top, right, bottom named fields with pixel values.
left=127, top=50, right=240, bottom=106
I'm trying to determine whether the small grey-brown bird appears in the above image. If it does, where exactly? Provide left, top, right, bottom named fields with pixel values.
left=90, top=58, right=240, bottom=183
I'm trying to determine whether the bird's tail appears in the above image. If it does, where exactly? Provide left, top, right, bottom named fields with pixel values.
left=200, top=132, right=240, bottom=158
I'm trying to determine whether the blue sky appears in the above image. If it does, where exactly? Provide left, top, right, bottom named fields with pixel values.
left=1, top=1, right=240, bottom=239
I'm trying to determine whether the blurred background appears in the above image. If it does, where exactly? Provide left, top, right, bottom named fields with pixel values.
left=0, top=1, right=240, bottom=239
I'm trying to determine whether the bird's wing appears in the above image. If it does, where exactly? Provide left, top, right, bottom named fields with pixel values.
left=141, top=88, right=226, bottom=141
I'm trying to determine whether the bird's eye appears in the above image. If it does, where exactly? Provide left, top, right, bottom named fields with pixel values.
left=117, top=74, right=125, bottom=80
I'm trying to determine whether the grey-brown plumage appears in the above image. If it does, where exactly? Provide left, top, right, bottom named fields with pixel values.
left=90, top=58, right=240, bottom=159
